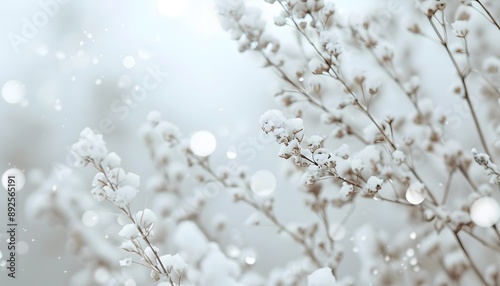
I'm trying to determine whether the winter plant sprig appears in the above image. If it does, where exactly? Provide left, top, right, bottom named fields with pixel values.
left=71, top=128, right=186, bottom=285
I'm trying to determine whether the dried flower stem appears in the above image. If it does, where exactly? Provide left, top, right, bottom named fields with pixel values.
left=476, top=0, right=500, bottom=31
left=427, top=15, right=492, bottom=157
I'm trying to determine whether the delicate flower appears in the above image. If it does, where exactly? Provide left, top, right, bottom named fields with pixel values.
left=119, top=257, right=132, bottom=267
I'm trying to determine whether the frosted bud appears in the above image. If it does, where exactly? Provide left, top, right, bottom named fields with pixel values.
left=482, top=57, right=500, bottom=74
left=365, top=176, right=383, bottom=194
left=351, top=157, right=364, bottom=173
left=146, top=111, right=162, bottom=127
left=351, top=69, right=366, bottom=84
left=114, top=186, right=139, bottom=207
left=118, top=224, right=139, bottom=240
left=323, top=2, right=335, bottom=16
left=339, top=182, right=354, bottom=197
left=90, top=187, right=106, bottom=202
left=451, top=20, right=468, bottom=37
left=260, top=110, right=286, bottom=133
left=136, top=209, right=157, bottom=230
left=274, top=16, right=286, bottom=26
left=308, top=58, right=328, bottom=74
left=307, top=135, right=323, bottom=152
left=285, top=118, right=304, bottom=135
left=455, top=5, right=471, bottom=21
left=103, top=152, right=121, bottom=169
left=320, top=31, right=338, bottom=45
left=392, top=150, right=406, bottom=165
left=326, top=42, right=342, bottom=57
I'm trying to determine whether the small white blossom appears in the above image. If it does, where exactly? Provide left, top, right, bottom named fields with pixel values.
left=119, top=257, right=132, bottom=267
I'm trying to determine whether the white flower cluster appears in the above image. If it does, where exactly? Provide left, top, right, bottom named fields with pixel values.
left=72, top=127, right=187, bottom=284
left=72, top=128, right=141, bottom=206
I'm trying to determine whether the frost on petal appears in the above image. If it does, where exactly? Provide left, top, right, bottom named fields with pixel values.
left=114, top=186, right=138, bottom=207
left=119, top=257, right=132, bottom=267
left=307, top=267, right=336, bottom=286
left=119, top=224, right=139, bottom=240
